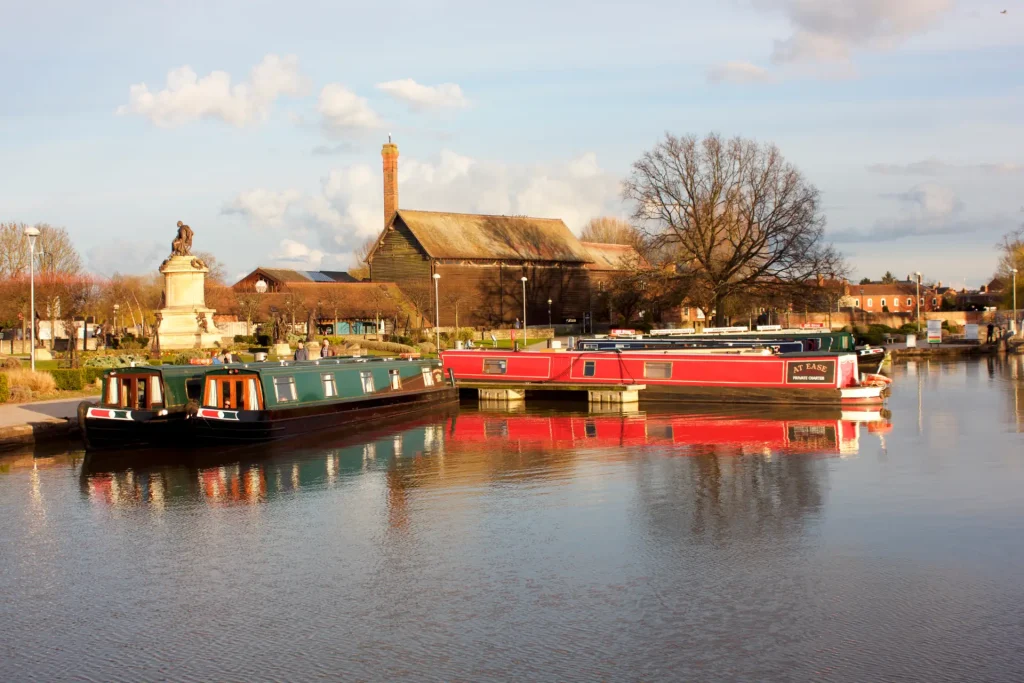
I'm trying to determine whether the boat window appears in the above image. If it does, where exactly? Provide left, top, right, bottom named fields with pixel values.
left=585, top=420, right=597, bottom=438
left=483, top=359, right=507, bottom=374
left=583, top=360, right=596, bottom=377
left=647, top=424, right=673, bottom=440
left=421, top=367, right=434, bottom=387
left=360, top=371, right=375, bottom=394
left=644, top=362, right=672, bottom=379
left=247, top=378, right=261, bottom=409
left=322, top=373, right=337, bottom=398
left=150, top=376, right=163, bottom=406
left=274, top=376, right=297, bottom=403
left=389, top=369, right=401, bottom=390
left=186, top=378, right=202, bottom=401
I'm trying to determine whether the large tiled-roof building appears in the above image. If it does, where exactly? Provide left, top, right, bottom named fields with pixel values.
left=366, top=142, right=637, bottom=327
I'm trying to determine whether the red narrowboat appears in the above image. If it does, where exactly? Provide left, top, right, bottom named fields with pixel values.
left=441, top=349, right=886, bottom=406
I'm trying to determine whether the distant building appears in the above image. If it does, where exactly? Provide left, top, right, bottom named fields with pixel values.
left=365, top=141, right=638, bottom=328
left=233, top=268, right=359, bottom=292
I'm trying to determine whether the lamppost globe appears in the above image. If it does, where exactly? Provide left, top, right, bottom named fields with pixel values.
left=23, top=226, right=40, bottom=370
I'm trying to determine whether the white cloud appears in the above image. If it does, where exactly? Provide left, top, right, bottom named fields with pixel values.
left=375, top=79, right=469, bottom=110
left=831, top=182, right=967, bottom=243
left=221, top=149, right=623, bottom=268
left=116, top=54, right=306, bottom=127
left=317, top=84, right=381, bottom=132
left=764, top=0, right=954, bottom=64
left=276, top=238, right=324, bottom=267
left=868, top=159, right=1024, bottom=176
left=221, top=188, right=303, bottom=227
left=707, top=61, right=774, bottom=85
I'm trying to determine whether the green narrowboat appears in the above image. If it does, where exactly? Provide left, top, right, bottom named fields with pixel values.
left=79, top=364, right=208, bottom=451
left=191, top=357, right=457, bottom=444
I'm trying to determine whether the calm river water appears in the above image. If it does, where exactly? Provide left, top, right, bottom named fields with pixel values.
left=2, top=357, right=1024, bottom=682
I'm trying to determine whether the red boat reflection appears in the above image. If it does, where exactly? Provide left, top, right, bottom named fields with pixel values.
left=449, top=409, right=888, bottom=456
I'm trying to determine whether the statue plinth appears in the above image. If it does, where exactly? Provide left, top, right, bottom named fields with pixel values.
left=156, top=255, right=222, bottom=350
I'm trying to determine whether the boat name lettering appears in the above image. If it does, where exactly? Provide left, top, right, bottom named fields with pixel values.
left=786, top=360, right=835, bottom=384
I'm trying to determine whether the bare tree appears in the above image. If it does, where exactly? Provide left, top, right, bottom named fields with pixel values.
left=348, top=235, right=378, bottom=281
left=624, top=133, right=845, bottom=325
left=194, top=251, right=227, bottom=285
left=443, top=290, right=469, bottom=330
left=366, top=284, right=393, bottom=340
left=234, top=287, right=262, bottom=335
left=580, top=217, right=643, bottom=247
left=996, top=224, right=1024, bottom=309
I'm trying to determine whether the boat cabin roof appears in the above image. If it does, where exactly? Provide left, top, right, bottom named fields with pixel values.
left=202, top=356, right=440, bottom=378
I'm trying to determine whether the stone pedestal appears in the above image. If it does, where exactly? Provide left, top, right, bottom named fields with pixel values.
left=33, top=348, right=53, bottom=362
left=155, top=255, right=222, bottom=350
left=272, top=343, right=292, bottom=358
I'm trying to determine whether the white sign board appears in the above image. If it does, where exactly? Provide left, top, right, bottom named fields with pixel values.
left=927, top=319, right=942, bottom=344
left=964, top=324, right=979, bottom=341
left=703, top=326, right=749, bottom=334
left=757, top=325, right=783, bottom=332
left=649, top=328, right=696, bottom=336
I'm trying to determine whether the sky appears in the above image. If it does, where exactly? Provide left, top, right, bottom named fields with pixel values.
left=1, top=0, right=1022, bottom=287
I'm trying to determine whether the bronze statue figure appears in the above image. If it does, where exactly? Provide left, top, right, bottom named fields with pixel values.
left=172, top=220, right=194, bottom=257
left=196, top=312, right=209, bottom=333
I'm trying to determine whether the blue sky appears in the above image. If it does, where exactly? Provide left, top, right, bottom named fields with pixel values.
left=2, top=0, right=1022, bottom=286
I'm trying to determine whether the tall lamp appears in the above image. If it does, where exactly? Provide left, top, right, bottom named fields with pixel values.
left=433, top=273, right=441, bottom=352
left=915, top=271, right=922, bottom=332
left=547, top=298, right=552, bottom=328
left=24, top=226, right=40, bottom=370
left=1013, top=268, right=1019, bottom=334
left=521, top=277, right=528, bottom=332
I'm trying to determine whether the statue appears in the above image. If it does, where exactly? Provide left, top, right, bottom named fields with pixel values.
left=196, top=312, right=209, bottom=333
left=152, top=312, right=162, bottom=357
left=171, top=220, right=194, bottom=257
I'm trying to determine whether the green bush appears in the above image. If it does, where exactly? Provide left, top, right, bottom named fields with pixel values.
left=171, top=349, right=209, bottom=365
left=50, top=369, right=85, bottom=391
left=84, top=368, right=106, bottom=385
left=0, top=372, right=9, bottom=403
left=233, top=334, right=257, bottom=344
left=84, top=354, right=149, bottom=368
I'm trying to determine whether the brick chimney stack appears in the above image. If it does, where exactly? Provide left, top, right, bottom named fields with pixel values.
left=382, top=136, right=399, bottom=228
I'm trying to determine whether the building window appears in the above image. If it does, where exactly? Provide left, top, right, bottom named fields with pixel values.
left=389, top=369, right=402, bottom=390
left=322, top=373, right=337, bottom=398
left=854, top=299, right=860, bottom=307
left=360, top=371, right=375, bottom=394
left=422, top=367, right=434, bottom=386
left=907, top=297, right=913, bottom=307
left=881, top=298, right=886, bottom=308
left=892, top=298, right=899, bottom=308
left=274, top=376, right=297, bottom=402
left=483, top=359, right=507, bottom=374
left=644, top=362, right=672, bottom=379
left=867, top=298, right=873, bottom=308
left=932, top=298, right=937, bottom=307
left=583, top=360, right=596, bottom=377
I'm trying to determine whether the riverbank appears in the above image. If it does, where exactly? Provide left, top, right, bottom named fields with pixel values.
left=889, top=342, right=998, bottom=360
left=0, top=397, right=91, bottom=451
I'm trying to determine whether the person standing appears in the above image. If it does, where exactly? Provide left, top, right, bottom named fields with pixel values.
left=514, top=318, right=521, bottom=330
left=321, top=338, right=331, bottom=358
left=987, top=322, right=994, bottom=343
left=294, top=342, right=309, bottom=361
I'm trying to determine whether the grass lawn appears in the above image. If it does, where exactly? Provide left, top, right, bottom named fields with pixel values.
left=490, top=337, right=547, bottom=349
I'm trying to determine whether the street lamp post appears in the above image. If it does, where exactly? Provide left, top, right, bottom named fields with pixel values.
left=24, top=226, right=39, bottom=370
left=547, top=298, right=552, bottom=328
left=113, top=303, right=120, bottom=337
left=915, top=271, right=922, bottom=332
left=521, top=277, right=528, bottom=332
left=1013, top=268, right=1019, bottom=334
left=433, top=273, right=441, bottom=352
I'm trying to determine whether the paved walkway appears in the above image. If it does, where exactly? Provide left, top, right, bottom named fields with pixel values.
left=0, top=397, right=94, bottom=449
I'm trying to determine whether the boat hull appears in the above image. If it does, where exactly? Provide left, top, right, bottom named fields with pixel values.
left=442, top=350, right=884, bottom=406
left=192, top=386, right=458, bottom=444
left=80, top=404, right=191, bottom=452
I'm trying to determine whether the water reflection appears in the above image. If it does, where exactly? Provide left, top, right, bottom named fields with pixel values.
left=78, top=406, right=889, bottom=513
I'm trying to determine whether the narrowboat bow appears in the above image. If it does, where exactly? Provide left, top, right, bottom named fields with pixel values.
left=80, top=365, right=208, bottom=451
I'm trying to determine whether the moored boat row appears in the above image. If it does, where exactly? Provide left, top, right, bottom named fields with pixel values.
left=81, top=356, right=457, bottom=451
